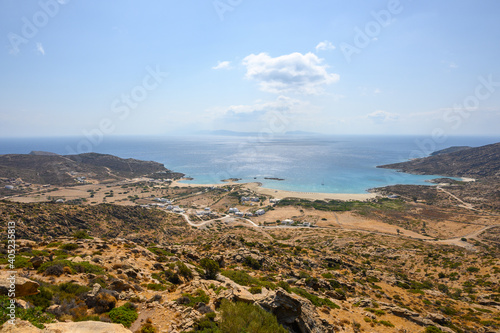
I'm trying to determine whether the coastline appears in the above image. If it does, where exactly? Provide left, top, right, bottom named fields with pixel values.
left=171, top=180, right=377, bottom=201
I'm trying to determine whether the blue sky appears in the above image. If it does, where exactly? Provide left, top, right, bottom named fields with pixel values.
left=1, top=0, right=500, bottom=137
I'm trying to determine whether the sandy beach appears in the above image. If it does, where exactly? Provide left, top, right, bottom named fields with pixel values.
left=171, top=179, right=377, bottom=201
left=244, top=182, right=377, bottom=201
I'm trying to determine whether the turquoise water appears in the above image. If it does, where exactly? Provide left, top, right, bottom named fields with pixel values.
left=1, top=135, right=498, bottom=193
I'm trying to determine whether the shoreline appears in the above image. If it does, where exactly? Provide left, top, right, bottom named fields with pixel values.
left=171, top=180, right=378, bottom=201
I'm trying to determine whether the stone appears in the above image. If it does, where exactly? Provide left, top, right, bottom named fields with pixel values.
left=0, top=319, right=133, bottom=333
left=0, top=272, right=39, bottom=297
left=29, top=256, right=44, bottom=269
left=426, top=312, right=450, bottom=325
left=255, top=288, right=334, bottom=333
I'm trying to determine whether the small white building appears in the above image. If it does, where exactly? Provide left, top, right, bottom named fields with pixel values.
left=173, top=207, right=185, bottom=213
left=281, top=219, right=294, bottom=225
left=235, top=212, right=244, bottom=217
left=270, top=198, right=281, bottom=204
left=55, top=199, right=65, bottom=203
left=229, top=207, right=239, bottom=213
left=4, top=185, right=14, bottom=190
left=255, top=209, right=265, bottom=216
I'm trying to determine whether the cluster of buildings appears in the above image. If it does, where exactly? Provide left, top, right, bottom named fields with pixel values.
left=196, top=207, right=215, bottom=216
left=228, top=207, right=265, bottom=217
left=75, top=176, right=87, bottom=183
left=280, top=219, right=312, bottom=227
left=154, top=197, right=172, bottom=204
left=3, top=178, right=32, bottom=190
left=240, top=196, right=260, bottom=203
left=146, top=178, right=173, bottom=184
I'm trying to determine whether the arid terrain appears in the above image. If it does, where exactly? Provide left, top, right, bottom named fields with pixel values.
left=1, top=147, right=500, bottom=333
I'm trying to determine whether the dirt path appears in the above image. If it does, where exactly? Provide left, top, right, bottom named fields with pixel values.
left=433, top=224, right=500, bottom=250
left=437, top=186, right=478, bottom=211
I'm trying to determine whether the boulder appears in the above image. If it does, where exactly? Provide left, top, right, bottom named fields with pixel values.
left=109, top=279, right=134, bottom=292
left=426, top=312, right=450, bottom=325
left=255, top=288, right=335, bottom=333
left=0, top=272, right=39, bottom=297
left=29, top=256, right=44, bottom=269
left=85, top=291, right=117, bottom=314
left=0, top=319, right=133, bottom=333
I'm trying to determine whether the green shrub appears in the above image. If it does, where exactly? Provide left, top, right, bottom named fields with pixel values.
left=38, top=260, right=104, bottom=275
left=109, top=303, right=138, bottom=328
left=425, top=327, right=444, bottom=333
left=200, top=258, right=220, bottom=280
left=147, top=247, right=174, bottom=256
left=277, top=281, right=291, bottom=292
left=291, top=288, right=340, bottom=309
left=177, top=262, right=193, bottom=280
left=59, top=243, right=79, bottom=251
left=249, top=286, right=262, bottom=294
left=1, top=295, right=55, bottom=328
left=221, top=270, right=259, bottom=287
left=378, top=320, right=394, bottom=327
left=182, top=289, right=210, bottom=307
left=14, top=256, right=33, bottom=269
left=146, top=283, right=167, bottom=291
left=243, top=256, right=262, bottom=270
left=365, top=308, right=386, bottom=316
left=218, top=300, right=287, bottom=333
left=73, top=230, right=93, bottom=239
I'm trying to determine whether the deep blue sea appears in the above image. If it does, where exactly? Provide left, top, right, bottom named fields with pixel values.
left=1, top=135, right=498, bottom=194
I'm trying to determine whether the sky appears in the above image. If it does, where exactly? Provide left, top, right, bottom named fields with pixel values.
left=1, top=0, right=500, bottom=138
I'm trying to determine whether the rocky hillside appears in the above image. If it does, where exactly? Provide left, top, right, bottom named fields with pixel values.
left=0, top=202, right=187, bottom=245
left=1, top=201, right=500, bottom=332
left=430, top=146, right=471, bottom=156
left=0, top=152, right=183, bottom=186
left=378, top=142, right=500, bottom=179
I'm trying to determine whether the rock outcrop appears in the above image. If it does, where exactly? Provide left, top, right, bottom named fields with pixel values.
left=0, top=272, right=39, bottom=297
left=0, top=319, right=132, bottom=333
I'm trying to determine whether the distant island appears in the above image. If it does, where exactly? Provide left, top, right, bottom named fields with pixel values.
left=195, top=130, right=322, bottom=137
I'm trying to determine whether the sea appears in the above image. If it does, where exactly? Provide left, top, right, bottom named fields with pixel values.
left=1, top=135, right=498, bottom=194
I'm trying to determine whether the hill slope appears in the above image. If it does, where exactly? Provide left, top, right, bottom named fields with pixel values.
left=0, top=152, right=184, bottom=185
left=378, top=142, right=500, bottom=179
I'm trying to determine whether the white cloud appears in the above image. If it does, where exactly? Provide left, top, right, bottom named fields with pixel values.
left=206, top=96, right=313, bottom=132
left=212, top=61, right=232, bottom=70
left=366, top=110, right=399, bottom=123
left=242, top=52, right=339, bottom=94
left=315, top=40, right=335, bottom=51
left=36, top=42, right=45, bottom=55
